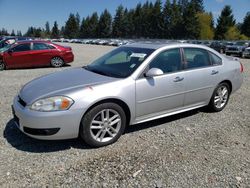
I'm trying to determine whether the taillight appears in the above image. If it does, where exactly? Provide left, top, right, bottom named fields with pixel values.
left=240, top=62, right=244, bottom=73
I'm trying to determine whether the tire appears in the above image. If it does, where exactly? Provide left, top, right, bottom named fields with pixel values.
left=80, top=103, right=127, bottom=147
left=208, top=83, right=230, bottom=112
left=0, top=61, right=5, bottom=71
left=50, top=57, right=64, bottom=67
left=226, top=53, right=230, bottom=56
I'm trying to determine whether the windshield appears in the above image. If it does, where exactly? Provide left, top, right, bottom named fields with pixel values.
left=235, top=42, right=247, bottom=46
left=85, top=47, right=154, bottom=78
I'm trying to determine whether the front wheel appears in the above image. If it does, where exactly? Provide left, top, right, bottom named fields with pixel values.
left=51, top=57, right=64, bottom=67
left=208, top=83, right=230, bottom=112
left=80, top=103, right=127, bottom=147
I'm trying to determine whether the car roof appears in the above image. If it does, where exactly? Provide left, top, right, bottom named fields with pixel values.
left=15, top=40, right=51, bottom=44
left=125, top=42, right=212, bottom=50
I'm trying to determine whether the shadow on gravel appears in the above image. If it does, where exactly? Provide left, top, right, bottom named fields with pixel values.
left=3, top=119, right=92, bottom=153
left=4, top=109, right=200, bottom=153
left=126, top=109, right=199, bottom=134
left=5, top=64, right=71, bottom=71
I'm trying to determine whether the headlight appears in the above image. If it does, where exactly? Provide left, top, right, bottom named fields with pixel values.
left=30, top=96, right=74, bottom=112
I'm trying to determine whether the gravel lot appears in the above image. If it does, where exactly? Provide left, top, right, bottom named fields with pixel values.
left=0, top=43, right=249, bottom=187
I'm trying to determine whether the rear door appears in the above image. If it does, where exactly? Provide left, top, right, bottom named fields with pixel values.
left=4, top=43, right=31, bottom=68
left=29, top=43, right=52, bottom=67
left=182, top=48, right=222, bottom=107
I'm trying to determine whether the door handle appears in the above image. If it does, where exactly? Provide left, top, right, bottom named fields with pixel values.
left=211, top=70, right=219, bottom=75
left=174, top=76, right=184, bottom=82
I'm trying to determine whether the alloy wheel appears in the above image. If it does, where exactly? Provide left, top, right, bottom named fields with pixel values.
left=90, top=109, right=121, bottom=143
left=214, top=85, right=229, bottom=109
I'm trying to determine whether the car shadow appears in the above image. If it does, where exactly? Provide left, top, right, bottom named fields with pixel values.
left=4, top=109, right=201, bottom=153
left=3, top=119, right=92, bottom=153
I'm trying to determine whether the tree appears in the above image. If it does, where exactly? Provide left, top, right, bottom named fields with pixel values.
left=151, top=0, right=164, bottom=38
left=197, top=12, right=214, bottom=39
left=190, top=0, right=204, bottom=13
left=97, top=9, right=112, bottom=38
left=10, top=29, right=15, bottom=36
left=112, top=5, right=125, bottom=38
left=215, top=5, right=235, bottom=40
left=45, top=21, right=50, bottom=38
left=241, top=12, right=250, bottom=38
left=163, top=0, right=172, bottom=38
left=51, top=21, right=60, bottom=38
left=225, top=26, right=248, bottom=40
left=182, top=1, right=201, bottom=39
left=16, top=30, right=22, bottom=36
left=76, top=12, right=81, bottom=37
left=64, top=13, right=79, bottom=38
left=88, top=12, right=99, bottom=38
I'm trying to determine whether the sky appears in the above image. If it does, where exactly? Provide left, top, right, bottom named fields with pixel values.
left=0, top=0, right=249, bottom=34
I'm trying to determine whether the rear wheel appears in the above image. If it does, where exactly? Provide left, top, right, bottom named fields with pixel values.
left=80, top=103, right=126, bottom=147
left=51, top=57, right=64, bottom=67
left=208, top=83, right=230, bottom=112
left=0, top=61, right=5, bottom=71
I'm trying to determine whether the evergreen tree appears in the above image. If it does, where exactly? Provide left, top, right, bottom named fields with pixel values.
left=134, top=3, right=143, bottom=37
left=215, top=5, right=236, bottom=40
left=183, top=1, right=201, bottom=39
left=51, top=21, right=60, bottom=39
left=64, top=13, right=78, bottom=38
left=88, top=12, right=99, bottom=38
left=79, top=18, right=85, bottom=38
left=45, top=21, right=50, bottom=38
left=163, top=0, right=172, bottom=38
left=150, top=0, right=164, bottom=38
left=112, top=5, right=125, bottom=38
left=97, top=9, right=112, bottom=38
left=190, top=0, right=204, bottom=13
left=241, top=12, right=250, bottom=38
left=169, top=0, right=183, bottom=39
left=16, top=30, right=22, bottom=36
left=11, top=29, right=15, bottom=36
left=76, top=12, right=81, bottom=37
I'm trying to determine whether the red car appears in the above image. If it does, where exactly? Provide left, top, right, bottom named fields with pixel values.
left=0, top=41, right=74, bottom=70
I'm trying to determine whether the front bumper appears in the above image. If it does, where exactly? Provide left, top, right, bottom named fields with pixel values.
left=12, top=96, right=84, bottom=140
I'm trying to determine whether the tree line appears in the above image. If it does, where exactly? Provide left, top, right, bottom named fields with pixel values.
left=1, top=0, right=250, bottom=40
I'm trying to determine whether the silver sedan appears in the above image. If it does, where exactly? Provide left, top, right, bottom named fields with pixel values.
left=12, top=43, right=243, bottom=147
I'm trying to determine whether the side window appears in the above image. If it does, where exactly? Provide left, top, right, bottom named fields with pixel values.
left=12, top=44, right=31, bottom=52
left=149, top=48, right=182, bottom=73
left=33, top=43, right=50, bottom=50
left=209, top=52, right=222, bottom=65
left=183, top=48, right=210, bottom=69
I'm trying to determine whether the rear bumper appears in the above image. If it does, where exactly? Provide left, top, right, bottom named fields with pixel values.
left=63, top=52, right=74, bottom=63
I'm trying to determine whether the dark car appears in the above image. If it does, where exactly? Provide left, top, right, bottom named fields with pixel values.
left=0, top=40, right=74, bottom=70
left=225, top=41, right=249, bottom=57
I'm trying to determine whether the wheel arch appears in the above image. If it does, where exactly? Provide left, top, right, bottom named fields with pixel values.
left=80, top=98, right=131, bottom=128
left=219, top=80, right=232, bottom=93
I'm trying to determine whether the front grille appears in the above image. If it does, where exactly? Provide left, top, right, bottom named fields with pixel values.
left=18, top=96, right=27, bottom=107
left=228, top=47, right=238, bottom=51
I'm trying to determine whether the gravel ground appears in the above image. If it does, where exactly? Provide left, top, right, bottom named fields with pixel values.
left=0, top=43, right=249, bottom=187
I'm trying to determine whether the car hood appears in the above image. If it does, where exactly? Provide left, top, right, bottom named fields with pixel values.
left=19, top=68, right=118, bottom=104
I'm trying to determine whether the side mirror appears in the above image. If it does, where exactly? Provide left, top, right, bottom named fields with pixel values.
left=145, top=68, right=164, bottom=77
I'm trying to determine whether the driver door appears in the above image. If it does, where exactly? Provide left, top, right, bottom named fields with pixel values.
left=135, top=48, right=186, bottom=120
